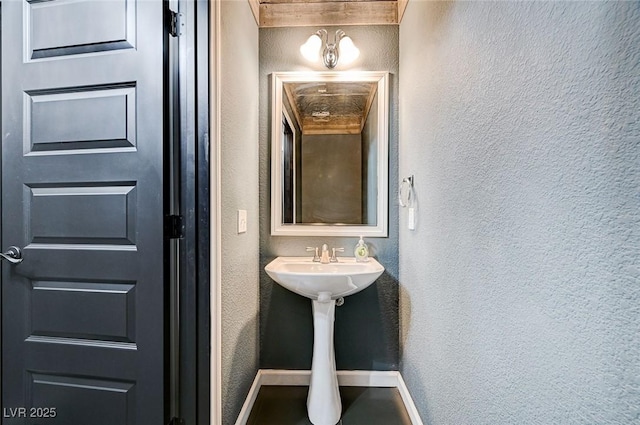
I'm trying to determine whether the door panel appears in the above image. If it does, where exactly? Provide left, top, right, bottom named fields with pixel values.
left=2, top=1, right=167, bottom=424
left=26, top=0, right=136, bottom=60
left=27, top=84, right=137, bottom=153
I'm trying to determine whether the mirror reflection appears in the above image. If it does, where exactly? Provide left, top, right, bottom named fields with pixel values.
left=271, top=72, right=388, bottom=237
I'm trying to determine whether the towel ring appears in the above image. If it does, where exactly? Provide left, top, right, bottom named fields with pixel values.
left=399, top=175, right=414, bottom=208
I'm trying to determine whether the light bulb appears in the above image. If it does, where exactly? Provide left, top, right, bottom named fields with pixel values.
left=338, top=35, right=359, bottom=65
left=300, top=34, right=322, bottom=62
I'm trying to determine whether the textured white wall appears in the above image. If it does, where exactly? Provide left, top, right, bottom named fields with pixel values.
left=399, top=1, right=639, bottom=424
left=219, top=2, right=259, bottom=424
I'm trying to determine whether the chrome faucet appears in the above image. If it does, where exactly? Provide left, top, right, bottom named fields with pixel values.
left=306, top=246, right=320, bottom=262
left=330, top=247, right=344, bottom=262
left=320, top=244, right=330, bottom=264
left=307, top=244, right=344, bottom=263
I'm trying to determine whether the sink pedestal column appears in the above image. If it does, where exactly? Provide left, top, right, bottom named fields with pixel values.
left=307, top=297, right=341, bottom=425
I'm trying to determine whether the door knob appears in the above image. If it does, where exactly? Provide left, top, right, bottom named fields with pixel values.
left=0, top=246, right=23, bottom=264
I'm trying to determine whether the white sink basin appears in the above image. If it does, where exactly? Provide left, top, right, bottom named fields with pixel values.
left=265, top=256, right=384, bottom=300
left=264, top=255, right=385, bottom=425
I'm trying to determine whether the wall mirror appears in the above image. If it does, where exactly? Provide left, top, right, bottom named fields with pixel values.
left=271, top=71, right=389, bottom=237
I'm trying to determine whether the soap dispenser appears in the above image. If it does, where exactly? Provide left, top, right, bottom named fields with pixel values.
left=354, top=236, right=369, bottom=262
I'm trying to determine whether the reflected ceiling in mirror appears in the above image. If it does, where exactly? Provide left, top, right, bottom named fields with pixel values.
left=284, top=81, right=377, bottom=135
left=271, top=72, right=389, bottom=237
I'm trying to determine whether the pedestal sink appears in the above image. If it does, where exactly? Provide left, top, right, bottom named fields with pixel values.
left=264, top=256, right=384, bottom=425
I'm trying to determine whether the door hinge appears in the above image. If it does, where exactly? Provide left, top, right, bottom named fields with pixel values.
left=168, top=418, right=185, bottom=425
left=165, top=215, right=185, bottom=239
left=169, top=10, right=185, bottom=37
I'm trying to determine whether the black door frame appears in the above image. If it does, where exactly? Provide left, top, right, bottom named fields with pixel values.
left=174, top=0, right=210, bottom=424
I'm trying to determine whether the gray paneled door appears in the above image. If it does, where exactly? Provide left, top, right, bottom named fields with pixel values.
left=1, top=1, right=168, bottom=424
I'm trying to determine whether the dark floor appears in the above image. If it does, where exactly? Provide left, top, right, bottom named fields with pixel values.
left=246, top=386, right=412, bottom=425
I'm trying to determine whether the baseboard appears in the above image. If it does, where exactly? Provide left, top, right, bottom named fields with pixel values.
left=234, top=369, right=423, bottom=425
left=395, top=373, right=423, bottom=425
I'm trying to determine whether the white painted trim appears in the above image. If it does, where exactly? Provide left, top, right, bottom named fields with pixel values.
left=210, top=0, right=223, bottom=424
left=337, top=370, right=399, bottom=388
left=396, top=373, right=424, bottom=425
left=234, top=370, right=424, bottom=425
left=270, top=71, right=390, bottom=238
left=256, top=368, right=401, bottom=387
left=259, top=369, right=310, bottom=386
left=234, top=372, right=264, bottom=425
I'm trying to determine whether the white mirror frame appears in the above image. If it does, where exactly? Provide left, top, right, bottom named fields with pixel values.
left=271, top=71, right=389, bottom=237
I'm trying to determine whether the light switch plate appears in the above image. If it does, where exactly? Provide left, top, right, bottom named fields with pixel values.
left=238, top=209, right=247, bottom=233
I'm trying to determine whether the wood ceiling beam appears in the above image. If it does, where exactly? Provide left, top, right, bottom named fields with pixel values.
left=249, top=0, right=260, bottom=25
left=397, top=0, right=408, bottom=22
left=283, top=84, right=304, bottom=131
left=258, top=1, right=398, bottom=27
left=302, top=118, right=363, bottom=135
left=262, top=0, right=384, bottom=3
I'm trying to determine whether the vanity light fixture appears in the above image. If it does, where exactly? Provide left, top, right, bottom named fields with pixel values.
left=300, top=29, right=360, bottom=69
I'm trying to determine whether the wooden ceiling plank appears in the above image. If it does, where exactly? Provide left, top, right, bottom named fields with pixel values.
left=283, top=84, right=305, bottom=131
left=261, top=0, right=390, bottom=3
left=360, top=83, right=377, bottom=132
left=259, top=1, right=398, bottom=27
left=248, top=0, right=261, bottom=25
left=303, top=116, right=362, bottom=135
left=397, top=0, right=408, bottom=23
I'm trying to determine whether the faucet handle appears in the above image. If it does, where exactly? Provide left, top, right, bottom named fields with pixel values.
left=306, top=246, right=320, bottom=262
left=330, top=247, right=344, bottom=262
